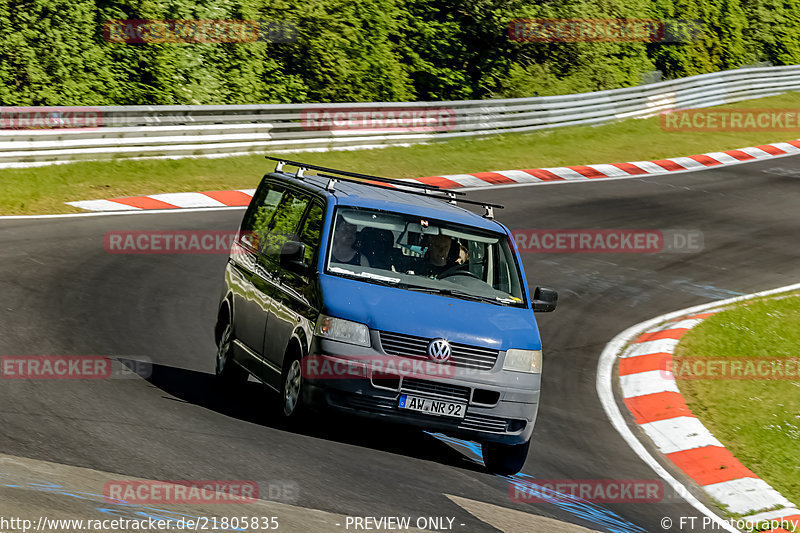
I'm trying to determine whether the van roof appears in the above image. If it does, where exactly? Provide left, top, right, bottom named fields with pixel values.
left=265, top=171, right=508, bottom=233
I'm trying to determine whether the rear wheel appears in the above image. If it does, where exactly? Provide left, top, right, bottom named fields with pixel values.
left=215, top=321, right=248, bottom=387
left=482, top=439, right=531, bottom=475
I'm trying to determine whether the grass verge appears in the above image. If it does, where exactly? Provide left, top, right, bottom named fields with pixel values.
left=1, top=92, right=800, bottom=215
left=674, top=293, right=800, bottom=518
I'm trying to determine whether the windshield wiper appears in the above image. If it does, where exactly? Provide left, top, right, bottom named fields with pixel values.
left=406, top=285, right=512, bottom=305
left=331, top=269, right=518, bottom=304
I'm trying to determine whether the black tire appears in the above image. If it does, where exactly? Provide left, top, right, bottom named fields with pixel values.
left=278, top=352, right=306, bottom=419
left=482, top=439, right=531, bottom=475
left=215, top=320, right=248, bottom=388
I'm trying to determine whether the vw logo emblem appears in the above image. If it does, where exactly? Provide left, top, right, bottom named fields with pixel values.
left=427, top=339, right=452, bottom=362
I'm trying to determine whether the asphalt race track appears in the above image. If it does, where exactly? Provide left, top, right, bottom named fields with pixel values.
left=1, top=154, right=799, bottom=532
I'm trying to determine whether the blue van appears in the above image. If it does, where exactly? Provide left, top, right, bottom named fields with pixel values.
left=214, top=158, right=557, bottom=475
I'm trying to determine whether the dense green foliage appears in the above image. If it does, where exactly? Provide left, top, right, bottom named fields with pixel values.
left=0, top=0, right=797, bottom=105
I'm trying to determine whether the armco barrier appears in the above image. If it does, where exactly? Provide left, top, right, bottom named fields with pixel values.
left=1, top=65, right=799, bottom=168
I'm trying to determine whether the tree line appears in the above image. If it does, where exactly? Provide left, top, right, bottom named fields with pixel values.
left=0, top=0, right=796, bottom=105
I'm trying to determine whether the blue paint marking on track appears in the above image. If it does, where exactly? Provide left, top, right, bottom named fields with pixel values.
left=427, top=433, right=646, bottom=533
left=427, top=432, right=484, bottom=461
left=505, top=473, right=647, bottom=533
left=0, top=475, right=244, bottom=531
left=671, top=280, right=745, bottom=299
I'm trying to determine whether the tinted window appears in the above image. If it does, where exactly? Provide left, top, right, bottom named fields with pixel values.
left=241, top=183, right=284, bottom=250
left=261, top=191, right=310, bottom=258
left=299, top=202, right=325, bottom=265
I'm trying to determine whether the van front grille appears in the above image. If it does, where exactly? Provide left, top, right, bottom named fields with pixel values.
left=379, top=331, right=499, bottom=371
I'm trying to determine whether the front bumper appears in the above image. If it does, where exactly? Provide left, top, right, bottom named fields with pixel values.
left=302, top=336, right=541, bottom=445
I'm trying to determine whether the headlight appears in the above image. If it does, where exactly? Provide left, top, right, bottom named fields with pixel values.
left=315, top=315, right=371, bottom=347
left=503, top=349, right=542, bottom=374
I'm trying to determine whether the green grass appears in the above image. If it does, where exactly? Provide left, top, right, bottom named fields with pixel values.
left=2, top=91, right=800, bottom=215
left=675, top=293, right=800, bottom=520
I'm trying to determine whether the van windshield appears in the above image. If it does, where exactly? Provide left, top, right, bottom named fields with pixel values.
left=326, top=207, right=526, bottom=306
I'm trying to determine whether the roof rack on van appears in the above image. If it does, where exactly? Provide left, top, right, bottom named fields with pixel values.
left=265, top=156, right=462, bottom=194
left=265, top=156, right=503, bottom=218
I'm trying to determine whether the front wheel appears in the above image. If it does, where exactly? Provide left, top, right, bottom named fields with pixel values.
left=279, top=356, right=305, bottom=418
left=482, top=439, right=531, bottom=475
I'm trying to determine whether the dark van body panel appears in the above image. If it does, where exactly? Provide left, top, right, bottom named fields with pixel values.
left=225, top=177, right=328, bottom=391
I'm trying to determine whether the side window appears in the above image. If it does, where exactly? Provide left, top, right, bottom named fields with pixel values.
left=262, top=191, right=310, bottom=258
left=241, top=183, right=284, bottom=250
left=299, top=202, right=325, bottom=265
left=252, top=190, right=284, bottom=247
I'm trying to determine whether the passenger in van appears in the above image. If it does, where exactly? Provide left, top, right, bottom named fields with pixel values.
left=420, top=234, right=468, bottom=278
left=330, top=216, right=362, bottom=265
left=358, top=227, right=396, bottom=270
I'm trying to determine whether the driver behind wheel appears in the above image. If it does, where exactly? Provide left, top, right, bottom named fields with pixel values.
left=419, top=233, right=469, bottom=278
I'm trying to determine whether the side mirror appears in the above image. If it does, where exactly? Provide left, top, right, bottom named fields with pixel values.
left=532, top=287, right=557, bottom=312
left=280, top=241, right=309, bottom=274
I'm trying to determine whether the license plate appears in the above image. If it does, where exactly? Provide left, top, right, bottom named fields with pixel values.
left=398, top=394, right=466, bottom=419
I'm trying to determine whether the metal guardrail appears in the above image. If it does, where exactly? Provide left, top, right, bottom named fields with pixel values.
left=1, top=65, right=799, bottom=168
